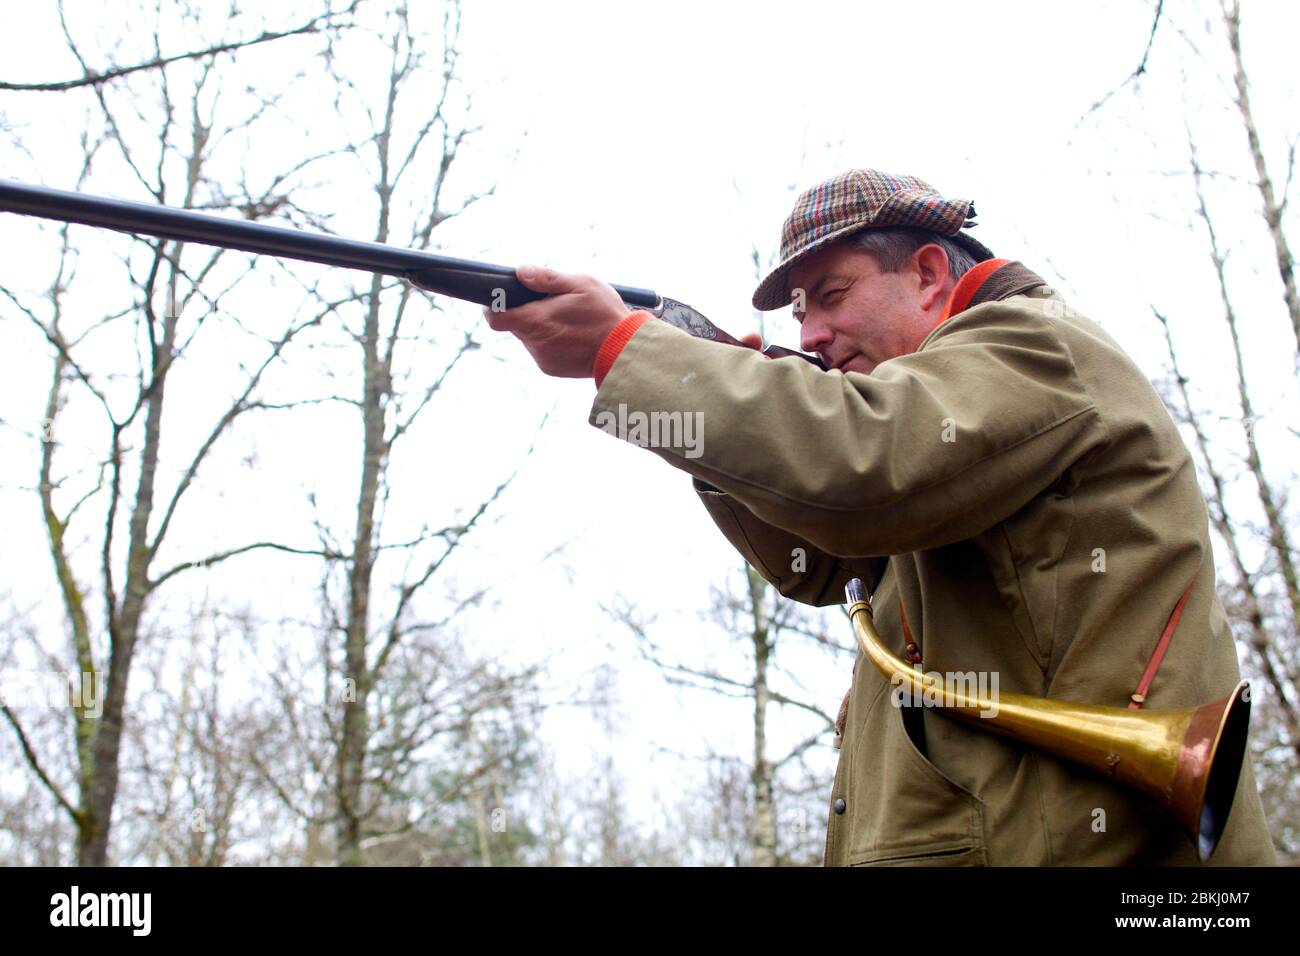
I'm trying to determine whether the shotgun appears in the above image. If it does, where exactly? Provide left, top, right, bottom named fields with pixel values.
left=0, top=179, right=823, bottom=368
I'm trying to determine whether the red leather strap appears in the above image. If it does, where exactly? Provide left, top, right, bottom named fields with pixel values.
left=899, top=597, right=922, bottom=665
left=1128, top=574, right=1197, bottom=709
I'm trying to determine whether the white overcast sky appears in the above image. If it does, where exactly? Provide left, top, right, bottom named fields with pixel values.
left=2, top=0, right=1298, bottom=850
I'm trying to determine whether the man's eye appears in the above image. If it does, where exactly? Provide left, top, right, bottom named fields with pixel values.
left=822, top=289, right=845, bottom=304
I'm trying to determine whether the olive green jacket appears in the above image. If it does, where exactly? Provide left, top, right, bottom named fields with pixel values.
left=588, top=263, right=1276, bottom=866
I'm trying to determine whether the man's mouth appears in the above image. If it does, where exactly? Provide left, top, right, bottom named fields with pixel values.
left=830, top=353, right=859, bottom=372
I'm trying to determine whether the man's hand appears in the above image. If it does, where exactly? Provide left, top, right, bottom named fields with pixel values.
left=483, top=264, right=631, bottom=378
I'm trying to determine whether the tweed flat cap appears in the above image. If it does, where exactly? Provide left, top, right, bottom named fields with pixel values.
left=752, top=169, right=995, bottom=311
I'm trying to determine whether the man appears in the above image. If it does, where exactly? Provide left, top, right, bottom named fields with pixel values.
left=485, top=169, right=1277, bottom=865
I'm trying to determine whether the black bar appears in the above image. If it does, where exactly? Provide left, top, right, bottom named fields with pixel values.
left=0, top=178, right=661, bottom=310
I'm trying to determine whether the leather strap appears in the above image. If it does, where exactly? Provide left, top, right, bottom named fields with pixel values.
left=1128, top=573, right=1197, bottom=709
left=898, top=596, right=922, bottom=665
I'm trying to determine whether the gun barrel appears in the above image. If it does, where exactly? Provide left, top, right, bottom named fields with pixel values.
left=0, top=178, right=660, bottom=309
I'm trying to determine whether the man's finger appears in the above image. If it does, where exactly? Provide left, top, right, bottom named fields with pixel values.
left=515, top=263, right=581, bottom=295
left=483, top=306, right=514, bottom=332
left=739, top=332, right=763, bottom=350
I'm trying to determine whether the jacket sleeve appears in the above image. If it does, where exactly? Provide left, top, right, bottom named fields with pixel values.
left=692, top=477, right=888, bottom=607
left=589, top=298, right=1109, bottom=558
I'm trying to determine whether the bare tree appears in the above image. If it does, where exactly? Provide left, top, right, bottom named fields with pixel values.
left=186, top=0, right=554, bottom=867
left=1220, top=0, right=1300, bottom=363
left=1106, top=1, right=1300, bottom=859
left=1169, top=121, right=1300, bottom=859
left=107, top=603, right=281, bottom=866
left=1153, top=307, right=1300, bottom=750
left=608, top=564, right=851, bottom=866
left=0, top=0, right=353, bottom=864
left=0, top=2, right=364, bottom=93
left=1184, top=126, right=1300, bottom=639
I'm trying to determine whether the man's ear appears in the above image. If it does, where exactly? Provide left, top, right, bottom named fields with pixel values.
left=913, top=244, right=951, bottom=311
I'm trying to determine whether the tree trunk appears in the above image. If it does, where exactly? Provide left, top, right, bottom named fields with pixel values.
left=81, top=298, right=177, bottom=866
left=1154, top=307, right=1300, bottom=753
left=1189, top=135, right=1300, bottom=637
left=747, top=567, right=776, bottom=867
left=1222, top=0, right=1300, bottom=363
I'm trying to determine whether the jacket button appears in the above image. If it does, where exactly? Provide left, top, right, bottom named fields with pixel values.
left=833, top=798, right=846, bottom=815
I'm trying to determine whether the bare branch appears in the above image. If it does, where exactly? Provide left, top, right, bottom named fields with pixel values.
left=387, top=329, right=478, bottom=443
left=1, top=703, right=81, bottom=823
left=150, top=541, right=345, bottom=589
left=772, top=729, right=831, bottom=770
left=1074, top=0, right=1165, bottom=128
left=766, top=690, right=836, bottom=729
left=249, top=751, right=327, bottom=826
left=146, top=304, right=335, bottom=559
left=1, top=285, right=113, bottom=418
left=0, top=2, right=364, bottom=92
left=370, top=422, right=541, bottom=681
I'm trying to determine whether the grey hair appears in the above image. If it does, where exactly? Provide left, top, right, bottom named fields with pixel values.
left=850, top=227, right=977, bottom=282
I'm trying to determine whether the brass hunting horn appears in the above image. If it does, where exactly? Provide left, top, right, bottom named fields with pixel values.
left=844, top=579, right=1251, bottom=862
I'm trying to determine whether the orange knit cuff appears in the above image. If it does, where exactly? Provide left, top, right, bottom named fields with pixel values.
left=593, top=310, right=651, bottom=387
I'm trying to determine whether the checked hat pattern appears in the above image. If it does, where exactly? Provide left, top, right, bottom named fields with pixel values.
left=752, top=169, right=994, bottom=311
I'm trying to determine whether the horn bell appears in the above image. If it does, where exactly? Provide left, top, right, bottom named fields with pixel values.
left=844, top=580, right=1251, bottom=863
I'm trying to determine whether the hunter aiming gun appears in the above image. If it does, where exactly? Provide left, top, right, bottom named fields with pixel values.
left=0, top=178, right=824, bottom=368
left=0, top=177, right=1259, bottom=863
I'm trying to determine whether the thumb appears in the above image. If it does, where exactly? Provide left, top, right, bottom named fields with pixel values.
left=516, top=264, right=577, bottom=293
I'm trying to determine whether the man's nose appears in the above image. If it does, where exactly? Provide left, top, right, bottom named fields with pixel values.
left=800, top=312, right=833, bottom=355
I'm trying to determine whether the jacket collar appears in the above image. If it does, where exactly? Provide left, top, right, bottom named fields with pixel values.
left=936, top=259, right=1047, bottom=327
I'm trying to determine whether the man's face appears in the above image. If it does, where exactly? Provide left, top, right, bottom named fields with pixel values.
left=787, top=241, right=953, bottom=376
